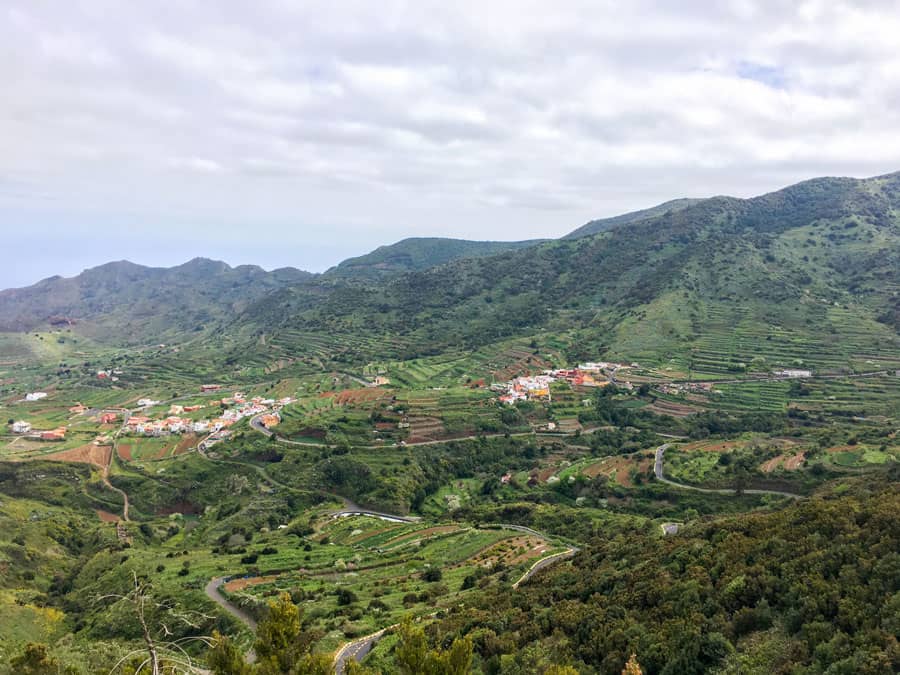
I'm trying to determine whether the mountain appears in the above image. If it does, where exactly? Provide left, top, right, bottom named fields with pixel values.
left=0, top=258, right=311, bottom=342
left=239, top=171, right=900, bottom=372
left=2, top=172, right=899, bottom=375
left=323, top=237, right=545, bottom=281
left=563, top=197, right=702, bottom=239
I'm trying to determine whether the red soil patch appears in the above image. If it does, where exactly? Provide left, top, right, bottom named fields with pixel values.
left=581, top=455, right=651, bottom=487
left=469, top=535, right=549, bottom=567
left=783, top=451, right=806, bottom=470
left=118, top=444, right=133, bottom=461
left=44, top=444, right=111, bottom=469
left=826, top=445, right=857, bottom=454
left=583, top=458, right=615, bottom=479
left=224, top=575, right=279, bottom=592
left=760, top=455, right=784, bottom=473
left=173, top=435, right=196, bottom=456
left=96, top=509, right=120, bottom=523
left=761, top=450, right=806, bottom=473
left=154, top=443, right=174, bottom=459
left=537, top=466, right=559, bottom=482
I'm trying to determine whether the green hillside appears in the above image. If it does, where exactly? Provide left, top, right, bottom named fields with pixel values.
left=0, top=258, right=311, bottom=342
left=0, top=171, right=898, bottom=673
left=563, top=197, right=702, bottom=239
left=235, top=172, right=900, bottom=376
left=324, top=237, right=545, bottom=281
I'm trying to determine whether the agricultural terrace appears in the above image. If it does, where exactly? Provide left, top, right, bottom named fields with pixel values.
left=213, top=515, right=566, bottom=651
left=663, top=436, right=899, bottom=487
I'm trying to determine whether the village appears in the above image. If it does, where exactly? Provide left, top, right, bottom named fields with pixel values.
left=8, top=385, right=295, bottom=451
left=493, top=361, right=635, bottom=404
left=122, top=389, right=294, bottom=437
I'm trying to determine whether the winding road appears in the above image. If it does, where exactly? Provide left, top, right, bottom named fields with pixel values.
left=653, top=444, right=802, bottom=499
left=205, top=506, right=575, bottom=673
left=333, top=625, right=394, bottom=675
left=205, top=577, right=258, bottom=631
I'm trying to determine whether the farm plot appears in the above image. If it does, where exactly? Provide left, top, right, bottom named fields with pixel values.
left=42, top=443, right=112, bottom=470
left=115, top=437, right=181, bottom=462
left=562, top=453, right=654, bottom=487
left=218, top=518, right=525, bottom=650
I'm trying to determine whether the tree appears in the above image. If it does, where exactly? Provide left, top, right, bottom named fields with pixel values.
left=545, top=667, right=580, bottom=675
left=251, top=592, right=323, bottom=674
left=109, top=572, right=213, bottom=675
left=255, top=592, right=302, bottom=673
left=395, top=618, right=429, bottom=675
left=10, top=643, right=61, bottom=675
left=344, top=660, right=380, bottom=674
left=207, top=631, right=252, bottom=675
left=395, top=618, right=473, bottom=675
left=622, top=653, right=643, bottom=675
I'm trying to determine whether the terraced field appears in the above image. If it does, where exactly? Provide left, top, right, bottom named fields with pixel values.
left=217, top=515, right=562, bottom=651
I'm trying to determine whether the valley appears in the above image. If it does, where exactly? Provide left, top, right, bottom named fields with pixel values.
left=0, top=172, right=898, bottom=674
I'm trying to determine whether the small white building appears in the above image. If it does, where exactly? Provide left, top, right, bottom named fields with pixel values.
left=136, top=398, right=159, bottom=408
left=777, top=369, right=812, bottom=379
left=192, top=420, right=210, bottom=433
left=25, top=392, right=47, bottom=401
left=12, top=421, right=32, bottom=434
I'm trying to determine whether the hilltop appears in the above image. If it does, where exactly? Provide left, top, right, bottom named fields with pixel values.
left=563, top=197, right=702, bottom=239
left=4, top=171, right=897, bottom=378
left=324, top=237, right=545, bottom=281
left=0, top=171, right=898, bottom=674
left=234, top=171, right=900, bottom=377
left=0, top=258, right=312, bottom=341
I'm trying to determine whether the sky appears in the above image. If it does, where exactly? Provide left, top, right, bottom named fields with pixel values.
left=2, top=0, right=900, bottom=288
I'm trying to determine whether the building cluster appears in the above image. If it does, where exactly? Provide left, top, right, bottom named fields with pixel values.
left=10, top=420, right=66, bottom=440
left=657, top=381, right=720, bottom=395
left=494, top=374, right=555, bottom=404
left=122, top=392, right=293, bottom=437
left=493, top=361, right=633, bottom=405
left=96, top=369, right=122, bottom=381
left=775, top=369, right=813, bottom=378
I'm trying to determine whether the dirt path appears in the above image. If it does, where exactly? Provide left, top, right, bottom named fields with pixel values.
left=101, top=462, right=130, bottom=521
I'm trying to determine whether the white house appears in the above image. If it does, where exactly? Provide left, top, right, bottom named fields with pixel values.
left=192, top=420, right=210, bottom=433
left=25, top=392, right=47, bottom=401
left=136, top=398, right=159, bottom=408
left=777, top=369, right=812, bottom=378
left=12, top=421, right=32, bottom=434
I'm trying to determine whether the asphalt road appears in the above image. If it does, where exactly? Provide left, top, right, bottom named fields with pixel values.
left=512, top=549, right=577, bottom=589
left=204, top=577, right=258, bottom=631
left=333, top=626, right=392, bottom=674
left=653, top=444, right=802, bottom=499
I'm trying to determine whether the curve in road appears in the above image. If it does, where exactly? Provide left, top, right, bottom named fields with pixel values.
left=654, top=444, right=802, bottom=499
left=205, top=577, right=258, bottom=631
left=333, top=625, right=394, bottom=675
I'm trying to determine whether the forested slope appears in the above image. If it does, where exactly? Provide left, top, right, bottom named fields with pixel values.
left=428, top=479, right=900, bottom=674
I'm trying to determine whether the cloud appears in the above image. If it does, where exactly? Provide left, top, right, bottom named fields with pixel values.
left=1, top=0, right=899, bottom=287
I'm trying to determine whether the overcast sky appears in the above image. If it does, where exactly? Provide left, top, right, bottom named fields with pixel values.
left=2, top=1, right=900, bottom=288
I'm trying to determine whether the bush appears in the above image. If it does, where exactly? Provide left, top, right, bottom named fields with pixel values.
left=336, top=588, right=357, bottom=606
left=422, top=568, right=443, bottom=582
